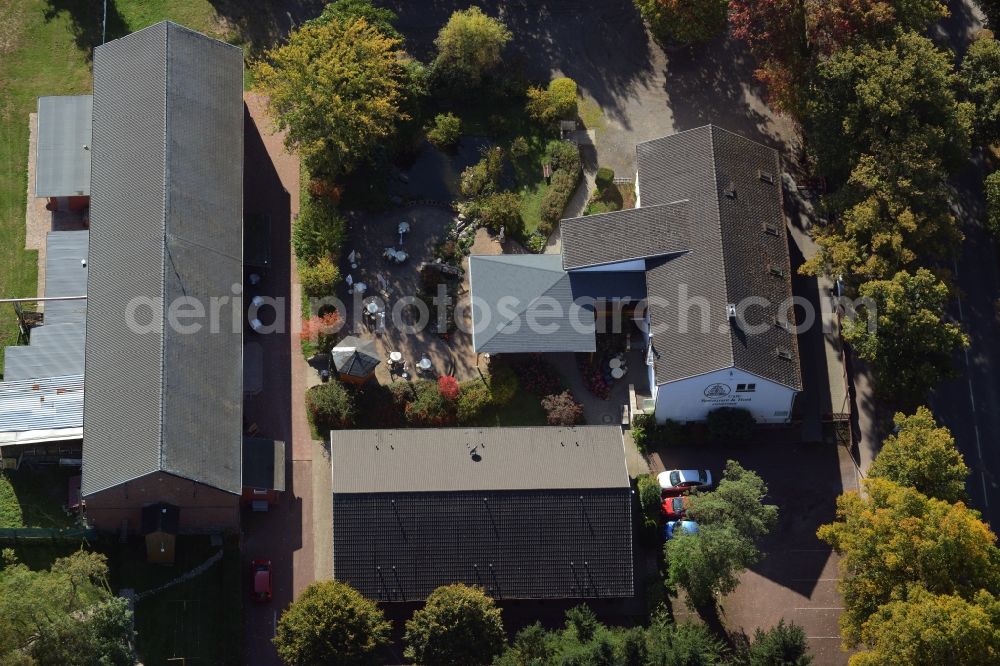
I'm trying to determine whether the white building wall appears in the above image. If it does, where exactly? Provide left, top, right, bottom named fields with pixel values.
left=653, top=367, right=797, bottom=424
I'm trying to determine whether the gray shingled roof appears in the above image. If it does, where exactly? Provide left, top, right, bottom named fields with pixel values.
left=561, top=202, right=692, bottom=270
left=331, top=426, right=633, bottom=600
left=470, top=254, right=596, bottom=354
left=82, top=22, right=244, bottom=496
left=636, top=126, right=801, bottom=389
left=35, top=96, right=92, bottom=198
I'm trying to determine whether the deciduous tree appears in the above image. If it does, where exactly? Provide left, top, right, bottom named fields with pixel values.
left=850, top=588, right=1000, bottom=666
left=404, top=584, right=505, bottom=666
left=254, top=18, right=406, bottom=179
left=817, top=478, right=1000, bottom=645
left=841, top=269, right=968, bottom=403
left=308, top=0, right=401, bottom=39
left=746, top=619, right=812, bottom=666
left=805, top=31, right=972, bottom=185
left=432, top=7, right=511, bottom=85
left=272, top=580, right=390, bottom=666
left=633, top=0, right=729, bottom=45
left=869, top=406, right=969, bottom=502
left=962, top=33, right=1000, bottom=145
left=665, top=522, right=762, bottom=608
left=0, top=550, right=133, bottom=666
left=987, top=170, right=1000, bottom=238
left=687, top=460, right=778, bottom=542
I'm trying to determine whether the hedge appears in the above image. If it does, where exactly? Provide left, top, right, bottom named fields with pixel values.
left=306, top=381, right=356, bottom=432
left=706, top=407, right=755, bottom=443
left=293, top=193, right=346, bottom=265
left=540, top=140, right=583, bottom=227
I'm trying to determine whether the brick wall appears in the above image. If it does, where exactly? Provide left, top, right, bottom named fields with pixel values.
left=84, top=470, right=240, bottom=533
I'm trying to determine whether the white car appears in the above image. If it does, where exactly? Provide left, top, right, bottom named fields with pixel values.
left=657, top=469, right=712, bottom=496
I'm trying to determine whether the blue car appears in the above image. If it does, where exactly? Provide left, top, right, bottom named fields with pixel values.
left=664, top=520, right=700, bottom=541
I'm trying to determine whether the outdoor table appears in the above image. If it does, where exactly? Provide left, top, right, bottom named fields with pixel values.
left=355, top=282, right=367, bottom=295
left=250, top=295, right=264, bottom=308
left=366, top=302, right=379, bottom=315
left=418, top=357, right=432, bottom=371
left=395, top=250, right=408, bottom=262
left=609, top=358, right=622, bottom=369
left=390, top=351, right=403, bottom=363
left=611, top=367, right=625, bottom=379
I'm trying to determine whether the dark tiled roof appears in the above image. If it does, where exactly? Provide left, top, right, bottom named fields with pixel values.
left=469, top=255, right=596, bottom=354
left=332, top=489, right=634, bottom=601
left=330, top=336, right=380, bottom=378
left=561, top=202, right=692, bottom=270
left=83, top=22, right=244, bottom=496
left=635, top=126, right=802, bottom=390
left=330, top=426, right=630, bottom=493
left=330, top=425, right=633, bottom=600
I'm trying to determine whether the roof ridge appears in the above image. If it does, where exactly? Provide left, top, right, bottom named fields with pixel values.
left=707, top=126, right=736, bottom=371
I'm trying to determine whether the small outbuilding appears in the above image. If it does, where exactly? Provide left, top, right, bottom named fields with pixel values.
left=141, top=503, right=180, bottom=564
left=329, top=336, right=380, bottom=384
left=35, top=95, right=92, bottom=212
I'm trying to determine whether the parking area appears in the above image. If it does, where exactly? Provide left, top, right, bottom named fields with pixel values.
left=650, top=439, right=858, bottom=665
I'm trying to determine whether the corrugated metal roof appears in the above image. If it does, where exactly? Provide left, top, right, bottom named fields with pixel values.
left=330, top=426, right=630, bottom=493
left=469, top=254, right=596, bottom=354
left=0, top=375, right=84, bottom=445
left=83, top=21, right=244, bottom=497
left=35, top=96, right=92, bottom=198
left=1, top=231, right=88, bottom=381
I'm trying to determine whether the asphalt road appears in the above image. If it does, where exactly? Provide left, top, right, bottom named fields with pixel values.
left=929, top=1, right=1000, bottom=525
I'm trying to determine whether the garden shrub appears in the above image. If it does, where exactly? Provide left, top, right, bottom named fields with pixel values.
left=389, top=380, right=415, bottom=407
left=405, top=380, right=454, bottom=426
left=526, top=233, right=547, bottom=253
left=595, top=167, right=615, bottom=190
left=525, top=77, right=578, bottom=124
left=987, top=170, right=1000, bottom=238
left=306, top=381, right=356, bottom=431
left=352, top=382, right=406, bottom=428
left=293, top=194, right=346, bottom=264
left=426, top=112, right=462, bottom=149
left=299, top=311, right=342, bottom=353
left=640, top=516, right=661, bottom=549
left=472, top=191, right=524, bottom=237
left=509, top=136, right=530, bottom=160
left=509, top=355, right=564, bottom=395
left=637, top=473, right=662, bottom=518
left=541, top=390, right=585, bottom=426
left=438, top=375, right=460, bottom=400
left=631, top=413, right=655, bottom=452
left=486, top=359, right=518, bottom=405
left=299, top=257, right=341, bottom=299
left=457, top=380, right=493, bottom=424
left=544, top=140, right=582, bottom=173
left=460, top=146, right=503, bottom=198
left=706, top=407, right=755, bottom=443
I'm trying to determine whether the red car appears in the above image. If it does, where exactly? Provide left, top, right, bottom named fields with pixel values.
left=250, top=559, right=272, bottom=602
left=661, top=495, right=690, bottom=519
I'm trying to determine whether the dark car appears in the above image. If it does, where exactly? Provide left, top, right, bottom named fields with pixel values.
left=250, top=559, right=272, bottom=603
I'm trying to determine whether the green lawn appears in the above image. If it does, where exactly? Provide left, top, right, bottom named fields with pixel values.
left=0, top=1, right=226, bottom=376
left=0, top=467, right=78, bottom=528
left=473, top=390, right=548, bottom=427
left=105, top=536, right=243, bottom=666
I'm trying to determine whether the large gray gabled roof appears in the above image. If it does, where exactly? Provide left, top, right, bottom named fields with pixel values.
left=636, top=125, right=802, bottom=390
left=82, top=21, right=244, bottom=496
left=560, top=202, right=692, bottom=270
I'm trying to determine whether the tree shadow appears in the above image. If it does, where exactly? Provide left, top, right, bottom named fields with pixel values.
left=42, top=0, right=128, bottom=61
left=207, top=0, right=325, bottom=53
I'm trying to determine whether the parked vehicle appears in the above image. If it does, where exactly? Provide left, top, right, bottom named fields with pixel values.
left=250, top=559, right=272, bottom=602
left=664, top=520, right=700, bottom=540
left=658, top=469, right=712, bottom=496
left=661, top=495, right=690, bottom=519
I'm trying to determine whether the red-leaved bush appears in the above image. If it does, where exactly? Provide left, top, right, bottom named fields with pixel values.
left=438, top=375, right=460, bottom=401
